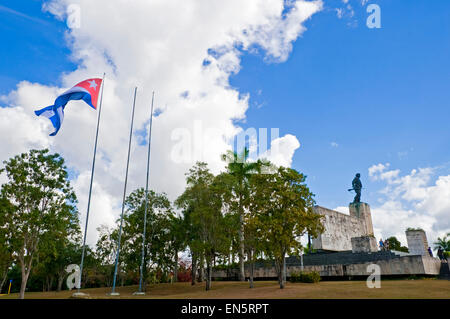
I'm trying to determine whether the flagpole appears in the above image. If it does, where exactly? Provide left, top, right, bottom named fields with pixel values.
left=134, top=91, right=155, bottom=295
left=110, top=86, right=138, bottom=296
left=75, top=73, right=105, bottom=296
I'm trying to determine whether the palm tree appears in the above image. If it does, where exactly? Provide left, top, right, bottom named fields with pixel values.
left=221, top=148, right=260, bottom=281
left=433, top=233, right=450, bottom=252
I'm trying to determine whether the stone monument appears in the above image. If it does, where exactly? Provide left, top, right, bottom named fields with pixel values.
left=211, top=174, right=442, bottom=280
left=312, top=202, right=374, bottom=252
left=351, top=235, right=378, bottom=253
left=406, top=229, right=429, bottom=256
left=349, top=202, right=373, bottom=235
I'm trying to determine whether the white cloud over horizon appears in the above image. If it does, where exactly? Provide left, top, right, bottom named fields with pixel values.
left=331, top=163, right=450, bottom=250
left=0, top=0, right=323, bottom=246
left=368, top=163, right=450, bottom=248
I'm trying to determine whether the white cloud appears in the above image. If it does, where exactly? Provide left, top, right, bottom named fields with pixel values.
left=368, top=163, right=386, bottom=178
left=259, top=134, right=301, bottom=167
left=330, top=141, right=339, bottom=148
left=369, top=164, right=450, bottom=248
left=0, top=0, right=322, bottom=246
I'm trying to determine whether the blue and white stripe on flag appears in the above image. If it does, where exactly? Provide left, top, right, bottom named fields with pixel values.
left=35, top=78, right=102, bottom=136
left=34, top=104, right=65, bottom=136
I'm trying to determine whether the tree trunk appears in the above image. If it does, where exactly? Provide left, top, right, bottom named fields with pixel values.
left=19, top=254, right=33, bottom=300
left=279, top=256, right=286, bottom=289
left=191, top=254, right=197, bottom=286
left=57, top=271, right=64, bottom=292
left=198, top=257, right=204, bottom=282
left=0, top=268, right=8, bottom=294
left=249, top=250, right=254, bottom=288
left=19, top=271, right=29, bottom=299
left=173, top=250, right=178, bottom=283
left=238, top=195, right=245, bottom=281
left=205, top=257, right=212, bottom=291
left=57, top=276, right=64, bottom=292
left=48, top=276, right=54, bottom=291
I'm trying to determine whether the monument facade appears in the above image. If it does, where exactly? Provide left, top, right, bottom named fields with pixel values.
left=212, top=176, right=442, bottom=280
left=311, top=203, right=374, bottom=252
left=406, top=229, right=429, bottom=256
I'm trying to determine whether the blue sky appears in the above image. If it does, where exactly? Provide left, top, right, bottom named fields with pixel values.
left=0, top=1, right=75, bottom=94
left=230, top=0, right=450, bottom=207
left=1, top=1, right=449, bottom=243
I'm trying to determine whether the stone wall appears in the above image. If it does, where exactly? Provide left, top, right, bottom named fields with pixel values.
left=406, top=230, right=429, bottom=256
left=312, top=203, right=374, bottom=251
left=351, top=236, right=378, bottom=253
left=211, top=255, right=441, bottom=279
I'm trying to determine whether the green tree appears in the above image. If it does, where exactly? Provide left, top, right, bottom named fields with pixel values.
left=434, top=233, right=450, bottom=252
left=119, top=188, right=174, bottom=287
left=167, top=214, right=187, bottom=282
left=95, top=225, right=117, bottom=287
left=245, top=160, right=274, bottom=288
left=250, top=166, right=323, bottom=289
left=179, top=205, right=200, bottom=285
left=176, top=162, right=230, bottom=291
left=243, top=207, right=261, bottom=288
left=0, top=149, right=79, bottom=299
left=55, top=241, right=83, bottom=291
left=0, top=196, right=14, bottom=293
left=386, top=236, right=409, bottom=253
left=32, top=239, right=82, bottom=292
left=221, top=148, right=261, bottom=281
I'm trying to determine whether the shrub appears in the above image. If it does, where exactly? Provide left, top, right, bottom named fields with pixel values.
left=289, top=271, right=321, bottom=283
left=444, top=251, right=450, bottom=258
left=406, top=227, right=424, bottom=232
left=177, top=260, right=192, bottom=282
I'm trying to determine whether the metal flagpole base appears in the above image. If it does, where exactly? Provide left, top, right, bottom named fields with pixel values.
left=108, top=292, right=120, bottom=296
left=132, top=291, right=146, bottom=296
left=71, top=292, right=91, bottom=299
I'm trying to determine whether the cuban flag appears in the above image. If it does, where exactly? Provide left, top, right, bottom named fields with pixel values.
left=35, top=78, right=102, bottom=136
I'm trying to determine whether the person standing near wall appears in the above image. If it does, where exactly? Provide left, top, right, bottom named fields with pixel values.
left=379, top=238, right=384, bottom=251
left=427, top=247, right=433, bottom=257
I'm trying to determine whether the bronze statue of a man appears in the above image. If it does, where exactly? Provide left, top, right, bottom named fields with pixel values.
left=351, top=173, right=362, bottom=203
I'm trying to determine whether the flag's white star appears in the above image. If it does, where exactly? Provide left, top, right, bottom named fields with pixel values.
left=88, top=80, right=98, bottom=90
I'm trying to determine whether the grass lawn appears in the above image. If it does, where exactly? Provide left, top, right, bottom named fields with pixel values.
left=1, top=279, right=449, bottom=299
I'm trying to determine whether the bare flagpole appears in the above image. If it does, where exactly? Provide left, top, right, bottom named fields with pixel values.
left=135, top=91, right=155, bottom=295
left=75, top=73, right=105, bottom=296
left=110, top=87, right=138, bottom=295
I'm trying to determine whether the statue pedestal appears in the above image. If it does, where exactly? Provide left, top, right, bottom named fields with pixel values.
left=351, top=236, right=378, bottom=253
left=132, top=291, right=146, bottom=296
left=349, top=202, right=374, bottom=236
left=108, top=292, right=120, bottom=296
